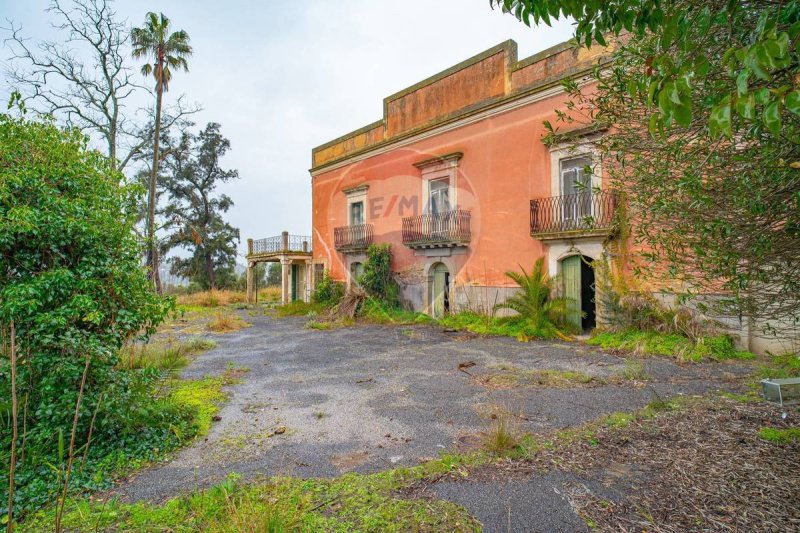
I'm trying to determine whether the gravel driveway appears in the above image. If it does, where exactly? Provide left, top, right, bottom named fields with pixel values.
left=111, top=310, right=752, bottom=532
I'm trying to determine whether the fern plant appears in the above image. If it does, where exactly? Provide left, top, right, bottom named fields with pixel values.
left=494, top=258, right=568, bottom=330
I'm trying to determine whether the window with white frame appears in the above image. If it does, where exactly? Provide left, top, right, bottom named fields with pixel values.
left=560, top=156, right=592, bottom=224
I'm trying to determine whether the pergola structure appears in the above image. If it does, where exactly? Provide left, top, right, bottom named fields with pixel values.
left=246, top=231, right=312, bottom=305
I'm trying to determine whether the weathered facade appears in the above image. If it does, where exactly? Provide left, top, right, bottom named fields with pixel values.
left=309, top=38, right=793, bottom=353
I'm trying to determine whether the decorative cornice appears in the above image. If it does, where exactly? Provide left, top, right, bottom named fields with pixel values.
left=342, top=184, right=369, bottom=195
left=413, top=152, right=463, bottom=169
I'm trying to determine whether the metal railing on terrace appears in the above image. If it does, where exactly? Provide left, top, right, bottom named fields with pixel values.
left=529, top=190, right=619, bottom=236
left=334, top=223, right=373, bottom=252
left=249, top=233, right=311, bottom=256
left=401, top=209, right=471, bottom=248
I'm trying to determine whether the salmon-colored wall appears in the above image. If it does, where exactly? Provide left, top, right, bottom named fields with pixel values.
left=312, top=91, right=587, bottom=288
left=385, top=52, right=507, bottom=137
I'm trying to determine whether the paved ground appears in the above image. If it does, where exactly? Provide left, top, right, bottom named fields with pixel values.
left=112, top=310, right=753, bottom=532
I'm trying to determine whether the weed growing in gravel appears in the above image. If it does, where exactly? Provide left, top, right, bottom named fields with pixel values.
left=276, top=300, right=329, bottom=317
left=207, top=312, right=250, bottom=332
left=481, top=365, right=598, bottom=389
left=615, top=359, right=650, bottom=381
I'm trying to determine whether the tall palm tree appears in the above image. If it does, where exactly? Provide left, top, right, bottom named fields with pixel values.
left=131, top=12, right=192, bottom=293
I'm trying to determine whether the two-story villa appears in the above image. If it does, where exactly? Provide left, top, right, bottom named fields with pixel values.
left=309, top=39, right=613, bottom=332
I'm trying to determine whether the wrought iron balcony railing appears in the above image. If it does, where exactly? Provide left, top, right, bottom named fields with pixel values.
left=249, top=233, right=311, bottom=256
left=530, top=190, right=619, bottom=237
left=334, top=223, right=373, bottom=252
left=402, top=209, right=471, bottom=249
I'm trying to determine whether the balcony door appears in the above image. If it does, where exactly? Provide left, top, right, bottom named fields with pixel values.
left=429, top=177, right=450, bottom=238
left=349, top=200, right=364, bottom=226
left=560, top=157, right=592, bottom=229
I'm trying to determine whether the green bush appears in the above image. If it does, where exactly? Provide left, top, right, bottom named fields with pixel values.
left=312, top=271, right=344, bottom=306
left=359, top=244, right=399, bottom=307
left=0, top=115, right=178, bottom=521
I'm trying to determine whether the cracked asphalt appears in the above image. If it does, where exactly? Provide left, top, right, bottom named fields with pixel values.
left=110, top=309, right=752, bottom=532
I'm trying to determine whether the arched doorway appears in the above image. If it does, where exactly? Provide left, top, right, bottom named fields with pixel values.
left=349, top=261, right=364, bottom=284
left=429, top=263, right=450, bottom=318
left=560, top=255, right=596, bottom=332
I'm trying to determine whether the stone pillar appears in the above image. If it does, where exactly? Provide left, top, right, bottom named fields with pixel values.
left=246, top=261, right=255, bottom=304
left=303, top=240, right=308, bottom=253
left=247, top=238, right=253, bottom=256
left=281, top=231, right=289, bottom=251
left=305, top=259, right=313, bottom=302
left=281, top=258, right=290, bottom=305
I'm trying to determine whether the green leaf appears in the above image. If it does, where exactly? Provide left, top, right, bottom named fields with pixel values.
left=710, top=97, right=732, bottom=138
left=785, top=90, right=800, bottom=116
left=736, top=93, right=756, bottom=120
left=763, top=99, right=782, bottom=134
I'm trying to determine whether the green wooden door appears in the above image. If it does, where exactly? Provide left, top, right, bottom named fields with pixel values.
left=431, top=264, right=448, bottom=318
left=291, top=264, right=298, bottom=302
left=562, top=255, right=582, bottom=330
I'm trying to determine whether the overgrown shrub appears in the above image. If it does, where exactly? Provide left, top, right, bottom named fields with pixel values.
left=494, top=258, right=569, bottom=331
left=0, top=115, right=175, bottom=520
left=312, top=271, right=344, bottom=306
left=359, top=244, right=399, bottom=307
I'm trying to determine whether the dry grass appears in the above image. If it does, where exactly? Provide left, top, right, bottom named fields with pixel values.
left=207, top=311, right=250, bottom=333
left=177, top=290, right=247, bottom=308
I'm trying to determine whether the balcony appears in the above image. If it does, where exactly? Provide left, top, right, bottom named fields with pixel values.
left=402, top=209, right=471, bottom=249
left=248, top=232, right=311, bottom=258
left=530, top=190, right=619, bottom=239
left=334, top=223, right=373, bottom=253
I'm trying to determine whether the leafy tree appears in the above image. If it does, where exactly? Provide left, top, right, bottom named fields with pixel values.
left=131, top=12, right=192, bottom=293
left=497, top=0, right=800, bottom=332
left=0, top=113, right=170, bottom=521
left=161, top=122, right=240, bottom=290
left=266, top=263, right=281, bottom=287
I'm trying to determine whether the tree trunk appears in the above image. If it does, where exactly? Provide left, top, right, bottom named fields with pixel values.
left=205, top=250, right=216, bottom=289
left=147, top=76, right=164, bottom=295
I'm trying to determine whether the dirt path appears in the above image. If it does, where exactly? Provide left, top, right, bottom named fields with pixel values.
left=110, top=310, right=753, bottom=532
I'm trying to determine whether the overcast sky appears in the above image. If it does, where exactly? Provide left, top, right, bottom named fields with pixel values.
left=1, top=0, right=574, bottom=262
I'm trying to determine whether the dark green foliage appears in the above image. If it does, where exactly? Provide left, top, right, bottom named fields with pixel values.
left=0, top=115, right=180, bottom=519
left=359, top=244, right=399, bottom=307
left=161, top=123, right=240, bottom=290
left=439, top=312, right=561, bottom=341
left=312, top=272, right=344, bottom=306
left=494, top=258, right=569, bottom=333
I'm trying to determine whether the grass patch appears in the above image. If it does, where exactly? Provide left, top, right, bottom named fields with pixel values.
left=481, top=365, right=598, bottom=389
left=482, top=416, right=522, bottom=454
left=587, top=329, right=755, bottom=362
left=117, top=337, right=217, bottom=371
left=23, top=457, right=481, bottom=532
left=207, top=311, right=250, bottom=333
left=757, top=426, right=800, bottom=444
left=359, top=299, right=433, bottom=325
left=440, top=311, right=566, bottom=341
left=758, top=352, right=800, bottom=379
left=276, top=300, right=329, bottom=317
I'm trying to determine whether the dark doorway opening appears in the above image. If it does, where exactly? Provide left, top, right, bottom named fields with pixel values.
left=580, top=257, right=596, bottom=331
